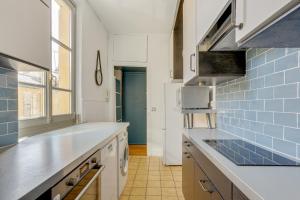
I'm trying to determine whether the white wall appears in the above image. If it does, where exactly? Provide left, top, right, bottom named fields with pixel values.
left=108, top=34, right=170, bottom=156
left=75, top=0, right=110, bottom=122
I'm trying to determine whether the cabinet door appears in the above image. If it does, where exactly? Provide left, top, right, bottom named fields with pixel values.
left=182, top=148, right=194, bottom=200
left=183, top=0, right=197, bottom=84
left=0, top=0, right=51, bottom=69
left=236, top=0, right=294, bottom=43
left=194, top=163, right=211, bottom=200
left=196, top=0, right=229, bottom=44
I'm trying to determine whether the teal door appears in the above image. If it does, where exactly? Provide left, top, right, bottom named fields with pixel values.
left=122, top=71, right=147, bottom=144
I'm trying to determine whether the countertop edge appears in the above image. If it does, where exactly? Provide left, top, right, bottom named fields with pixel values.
left=20, top=123, right=129, bottom=200
left=186, top=129, right=264, bottom=200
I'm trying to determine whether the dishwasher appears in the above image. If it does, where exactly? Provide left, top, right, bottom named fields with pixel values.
left=100, top=138, right=118, bottom=200
left=50, top=150, right=104, bottom=200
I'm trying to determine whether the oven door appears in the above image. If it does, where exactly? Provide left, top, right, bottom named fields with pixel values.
left=62, top=165, right=104, bottom=200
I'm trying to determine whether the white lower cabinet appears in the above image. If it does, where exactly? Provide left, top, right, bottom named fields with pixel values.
left=0, top=0, right=51, bottom=69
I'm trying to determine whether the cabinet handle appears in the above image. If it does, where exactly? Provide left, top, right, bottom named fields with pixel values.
left=235, top=0, right=245, bottom=30
left=189, top=53, right=196, bottom=72
left=198, top=180, right=214, bottom=193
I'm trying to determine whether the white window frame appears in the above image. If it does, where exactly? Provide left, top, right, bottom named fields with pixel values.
left=19, top=0, right=76, bottom=135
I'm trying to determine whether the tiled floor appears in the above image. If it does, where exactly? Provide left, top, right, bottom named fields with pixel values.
left=120, top=156, right=184, bottom=200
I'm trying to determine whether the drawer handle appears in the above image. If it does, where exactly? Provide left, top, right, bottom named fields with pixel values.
left=198, top=180, right=214, bottom=193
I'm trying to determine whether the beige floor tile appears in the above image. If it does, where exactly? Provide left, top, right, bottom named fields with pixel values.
left=129, top=196, right=146, bottom=200
left=146, top=196, right=162, bottom=200
left=133, top=180, right=147, bottom=187
left=131, top=188, right=147, bottom=196
left=161, top=181, right=175, bottom=188
left=171, top=171, right=182, bottom=176
left=148, top=175, right=160, bottom=181
left=161, top=196, right=178, bottom=200
left=149, top=171, right=160, bottom=176
left=174, top=181, right=182, bottom=188
left=126, top=180, right=134, bottom=187
left=135, top=175, right=148, bottom=181
left=161, top=188, right=177, bottom=196
left=137, top=170, right=149, bottom=175
left=172, top=176, right=182, bottom=181
left=120, top=195, right=130, bottom=200
left=160, top=176, right=173, bottom=181
left=147, top=181, right=161, bottom=188
left=122, top=187, right=132, bottom=196
left=146, top=187, right=162, bottom=196
left=160, top=171, right=172, bottom=176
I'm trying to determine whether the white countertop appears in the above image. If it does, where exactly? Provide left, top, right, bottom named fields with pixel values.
left=185, top=128, right=300, bottom=200
left=0, top=122, right=129, bottom=200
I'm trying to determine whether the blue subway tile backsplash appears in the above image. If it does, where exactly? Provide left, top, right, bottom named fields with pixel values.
left=0, top=67, right=18, bottom=147
left=217, top=48, right=300, bottom=159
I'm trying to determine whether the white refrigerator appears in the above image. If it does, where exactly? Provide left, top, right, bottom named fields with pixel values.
left=163, top=82, right=183, bottom=165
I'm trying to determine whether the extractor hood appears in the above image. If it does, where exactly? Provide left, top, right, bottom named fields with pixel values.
left=199, top=0, right=300, bottom=51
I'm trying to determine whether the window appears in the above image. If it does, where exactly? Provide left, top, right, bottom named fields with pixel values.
left=18, top=0, right=75, bottom=131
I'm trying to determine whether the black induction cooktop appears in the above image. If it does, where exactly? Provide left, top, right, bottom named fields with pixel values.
left=204, top=139, right=300, bottom=166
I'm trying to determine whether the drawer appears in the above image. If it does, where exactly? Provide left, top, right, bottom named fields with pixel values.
left=190, top=141, right=232, bottom=200
left=233, top=185, right=249, bottom=200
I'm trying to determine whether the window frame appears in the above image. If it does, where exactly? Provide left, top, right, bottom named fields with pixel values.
left=19, top=0, right=76, bottom=134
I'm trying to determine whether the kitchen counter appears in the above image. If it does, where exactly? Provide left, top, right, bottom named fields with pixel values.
left=0, top=122, right=129, bottom=200
left=185, top=128, right=300, bottom=200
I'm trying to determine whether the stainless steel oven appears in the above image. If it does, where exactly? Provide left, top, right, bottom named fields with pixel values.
left=51, top=150, right=104, bottom=200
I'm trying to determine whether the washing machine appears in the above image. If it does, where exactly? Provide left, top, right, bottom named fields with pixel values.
left=118, top=131, right=129, bottom=197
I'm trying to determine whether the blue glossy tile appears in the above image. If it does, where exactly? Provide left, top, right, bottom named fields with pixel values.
left=250, top=121, right=264, bottom=133
left=284, top=98, right=300, bottom=113
left=249, top=100, right=264, bottom=111
left=257, top=62, right=274, bottom=77
left=0, top=123, right=7, bottom=135
left=239, top=80, right=250, bottom=91
left=287, top=48, right=299, bottom=54
left=6, top=76, right=17, bottom=88
left=256, top=48, right=269, bottom=55
left=273, top=139, right=296, bottom=157
left=284, top=127, right=300, bottom=143
left=264, top=124, right=283, bottom=139
left=7, top=122, right=18, bottom=133
left=255, top=134, right=272, bottom=148
left=0, top=75, right=6, bottom=87
left=274, top=112, right=298, bottom=127
left=266, top=48, right=285, bottom=62
left=245, top=90, right=257, bottom=100
left=265, top=99, right=283, bottom=112
left=0, top=133, right=17, bottom=146
left=245, top=111, right=257, bottom=121
left=252, top=53, right=266, bottom=68
left=0, top=111, right=17, bottom=123
left=247, top=49, right=256, bottom=60
left=247, top=68, right=257, bottom=79
left=0, top=100, right=7, bottom=111
left=7, top=100, right=17, bottom=111
left=257, top=112, right=273, bottom=123
left=274, top=84, right=297, bottom=98
left=243, top=130, right=256, bottom=142
left=240, top=101, right=250, bottom=110
left=251, top=78, right=264, bottom=89
left=0, top=67, right=10, bottom=75
left=265, top=72, right=284, bottom=87
left=275, top=53, right=298, bottom=72
left=257, top=87, right=273, bottom=99
left=285, top=68, right=300, bottom=84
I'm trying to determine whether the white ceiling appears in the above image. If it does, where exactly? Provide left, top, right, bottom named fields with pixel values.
left=87, top=0, right=178, bottom=34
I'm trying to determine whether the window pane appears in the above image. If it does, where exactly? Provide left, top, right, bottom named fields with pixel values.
left=18, top=71, right=45, bottom=85
left=18, top=85, right=45, bottom=120
left=52, top=90, right=71, bottom=115
left=52, top=0, right=72, bottom=47
left=52, top=42, right=71, bottom=89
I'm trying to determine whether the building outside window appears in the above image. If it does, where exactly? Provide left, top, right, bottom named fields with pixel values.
left=18, top=0, right=75, bottom=134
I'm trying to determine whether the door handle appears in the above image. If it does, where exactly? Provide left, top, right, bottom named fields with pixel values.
left=190, top=53, right=196, bottom=72
left=198, top=179, right=214, bottom=193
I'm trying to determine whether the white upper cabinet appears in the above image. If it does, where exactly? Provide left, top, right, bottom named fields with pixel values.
left=0, top=0, right=51, bottom=69
left=112, top=35, right=148, bottom=63
left=183, top=0, right=197, bottom=84
left=236, top=0, right=294, bottom=43
left=196, top=0, right=230, bottom=45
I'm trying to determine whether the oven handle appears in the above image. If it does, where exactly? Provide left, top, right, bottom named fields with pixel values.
left=74, top=165, right=105, bottom=200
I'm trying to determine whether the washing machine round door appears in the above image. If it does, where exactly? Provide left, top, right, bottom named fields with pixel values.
left=121, top=142, right=129, bottom=176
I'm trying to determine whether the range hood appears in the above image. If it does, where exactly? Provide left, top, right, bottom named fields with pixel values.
left=199, top=0, right=300, bottom=51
